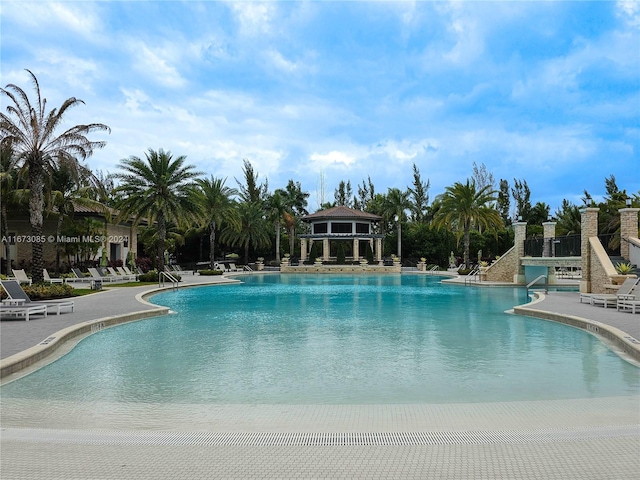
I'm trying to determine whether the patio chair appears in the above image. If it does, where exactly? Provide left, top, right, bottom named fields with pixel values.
left=617, top=279, right=640, bottom=314
left=0, top=302, right=48, bottom=321
left=11, top=269, right=32, bottom=285
left=1, top=280, right=73, bottom=315
left=117, top=266, right=138, bottom=281
left=65, top=268, right=93, bottom=284
left=88, top=267, right=121, bottom=283
left=227, top=263, right=239, bottom=272
left=43, top=269, right=64, bottom=284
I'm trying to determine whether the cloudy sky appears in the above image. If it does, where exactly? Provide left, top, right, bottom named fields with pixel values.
left=2, top=1, right=639, bottom=212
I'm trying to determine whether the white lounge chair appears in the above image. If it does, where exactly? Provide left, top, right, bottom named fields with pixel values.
left=88, top=267, right=122, bottom=283
left=43, top=269, right=64, bottom=284
left=617, top=279, right=640, bottom=314
left=117, top=266, right=138, bottom=281
left=1, top=280, right=74, bottom=315
left=0, top=302, right=48, bottom=321
left=11, top=269, right=32, bottom=285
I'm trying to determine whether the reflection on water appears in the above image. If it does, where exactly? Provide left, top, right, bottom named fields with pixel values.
left=2, top=275, right=638, bottom=405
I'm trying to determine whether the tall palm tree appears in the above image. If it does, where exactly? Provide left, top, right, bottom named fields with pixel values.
left=281, top=180, right=309, bottom=255
left=0, top=70, right=110, bottom=282
left=196, top=176, right=239, bottom=268
left=220, top=201, right=270, bottom=265
left=114, top=148, right=201, bottom=272
left=47, top=157, right=105, bottom=273
left=382, top=188, right=412, bottom=260
left=433, top=180, right=503, bottom=269
left=0, top=140, right=27, bottom=274
left=266, top=190, right=287, bottom=262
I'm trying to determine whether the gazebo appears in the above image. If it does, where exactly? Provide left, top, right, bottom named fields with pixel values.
left=299, top=206, right=385, bottom=264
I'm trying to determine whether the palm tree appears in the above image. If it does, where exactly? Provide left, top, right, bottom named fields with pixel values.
left=196, top=176, right=239, bottom=268
left=47, top=157, right=111, bottom=273
left=433, top=180, right=503, bottom=269
left=382, top=188, right=412, bottom=260
left=280, top=180, right=309, bottom=256
left=0, top=140, right=27, bottom=274
left=220, top=201, right=270, bottom=265
left=0, top=70, right=110, bottom=282
left=114, top=148, right=201, bottom=272
left=266, top=190, right=287, bottom=262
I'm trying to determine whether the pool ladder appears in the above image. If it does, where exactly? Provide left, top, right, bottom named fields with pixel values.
left=159, top=271, right=179, bottom=290
left=526, top=274, right=548, bottom=296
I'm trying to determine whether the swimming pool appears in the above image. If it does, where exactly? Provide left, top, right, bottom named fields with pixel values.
left=2, top=274, right=638, bottom=409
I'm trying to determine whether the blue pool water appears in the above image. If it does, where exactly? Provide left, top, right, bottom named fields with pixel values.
left=2, top=275, right=638, bottom=404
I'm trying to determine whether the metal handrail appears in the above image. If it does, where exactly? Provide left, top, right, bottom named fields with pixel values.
left=526, top=274, right=548, bottom=295
left=464, top=268, right=480, bottom=285
left=159, top=271, right=179, bottom=290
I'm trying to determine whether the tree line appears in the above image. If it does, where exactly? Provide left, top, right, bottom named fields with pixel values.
left=2, top=71, right=638, bottom=282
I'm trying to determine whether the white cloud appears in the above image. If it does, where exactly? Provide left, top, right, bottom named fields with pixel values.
left=617, top=0, right=640, bottom=29
left=131, top=42, right=186, bottom=89
left=310, top=151, right=357, bottom=168
left=231, top=2, right=277, bottom=37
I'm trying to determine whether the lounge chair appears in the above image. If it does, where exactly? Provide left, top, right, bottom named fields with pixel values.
left=122, top=266, right=136, bottom=276
left=227, top=263, right=239, bottom=272
left=88, top=267, right=122, bottom=283
left=0, top=302, right=48, bottom=321
left=581, top=278, right=638, bottom=309
left=12, top=269, right=32, bottom=285
left=1, top=280, right=73, bottom=315
left=214, top=262, right=227, bottom=273
left=43, top=269, right=64, bottom=284
left=65, top=268, right=93, bottom=284
left=117, top=266, right=138, bottom=281
left=617, top=279, right=640, bottom=314
left=108, top=267, right=136, bottom=281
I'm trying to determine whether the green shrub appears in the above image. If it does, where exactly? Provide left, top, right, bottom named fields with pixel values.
left=137, top=270, right=182, bottom=282
left=198, top=269, right=222, bottom=276
left=23, top=283, right=75, bottom=300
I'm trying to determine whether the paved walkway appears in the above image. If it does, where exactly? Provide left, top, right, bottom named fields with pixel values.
left=1, top=274, right=639, bottom=479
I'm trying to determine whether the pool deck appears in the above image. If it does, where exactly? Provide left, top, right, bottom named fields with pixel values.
left=1, top=272, right=639, bottom=480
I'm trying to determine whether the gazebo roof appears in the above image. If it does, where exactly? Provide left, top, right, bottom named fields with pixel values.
left=301, top=206, right=382, bottom=223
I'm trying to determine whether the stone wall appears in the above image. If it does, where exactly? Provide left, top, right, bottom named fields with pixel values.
left=484, top=246, right=520, bottom=283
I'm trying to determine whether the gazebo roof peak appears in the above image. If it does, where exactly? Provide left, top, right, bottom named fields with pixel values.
left=301, top=205, right=382, bottom=222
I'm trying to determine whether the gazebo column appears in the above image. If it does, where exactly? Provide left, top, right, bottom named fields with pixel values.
left=300, top=238, right=308, bottom=262
left=322, top=238, right=330, bottom=261
left=353, top=238, right=360, bottom=261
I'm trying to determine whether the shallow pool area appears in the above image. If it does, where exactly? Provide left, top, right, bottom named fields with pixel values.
left=2, top=274, right=638, bottom=412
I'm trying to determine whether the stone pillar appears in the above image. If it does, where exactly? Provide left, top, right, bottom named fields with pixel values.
left=580, top=207, right=599, bottom=293
left=300, top=238, right=308, bottom=262
left=375, top=238, right=382, bottom=264
left=542, top=221, right=557, bottom=284
left=322, top=238, right=330, bottom=261
left=353, top=238, right=360, bottom=261
left=542, top=221, right=556, bottom=257
left=514, top=221, right=527, bottom=284
left=619, top=207, right=640, bottom=260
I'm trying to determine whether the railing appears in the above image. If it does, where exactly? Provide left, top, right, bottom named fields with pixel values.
left=159, top=271, right=179, bottom=290
left=526, top=274, right=548, bottom=295
left=524, top=234, right=581, bottom=257
left=597, top=233, right=620, bottom=256
left=464, top=267, right=480, bottom=285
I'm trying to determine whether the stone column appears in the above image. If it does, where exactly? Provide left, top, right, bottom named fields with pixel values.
left=322, top=238, right=330, bottom=261
left=353, top=238, right=360, bottom=261
left=542, top=221, right=556, bottom=257
left=542, top=221, right=557, bottom=284
left=375, top=238, right=382, bottom=264
left=619, top=207, right=640, bottom=260
left=300, top=238, right=308, bottom=262
left=580, top=207, right=599, bottom=293
left=514, top=221, right=527, bottom=284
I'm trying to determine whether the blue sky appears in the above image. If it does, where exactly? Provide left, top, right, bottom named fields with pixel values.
left=2, top=1, right=639, bottom=213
